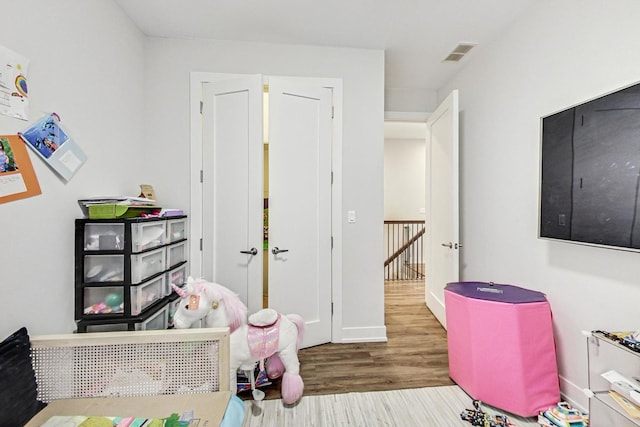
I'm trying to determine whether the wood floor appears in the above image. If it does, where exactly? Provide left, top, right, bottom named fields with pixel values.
left=240, top=280, right=453, bottom=401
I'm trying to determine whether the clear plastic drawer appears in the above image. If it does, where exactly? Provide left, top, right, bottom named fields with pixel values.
left=166, top=241, right=188, bottom=268
left=167, top=218, right=188, bottom=242
left=130, top=247, right=165, bottom=284
left=130, top=275, right=165, bottom=315
left=131, top=221, right=166, bottom=252
left=84, top=254, right=124, bottom=282
left=83, top=223, right=124, bottom=251
left=135, top=306, right=168, bottom=331
left=165, top=263, right=188, bottom=296
left=84, top=323, right=129, bottom=332
left=83, top=286, right=124, bottom=315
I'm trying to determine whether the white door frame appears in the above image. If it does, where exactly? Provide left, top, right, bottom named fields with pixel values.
left=189, top=72, right=344, bottom=342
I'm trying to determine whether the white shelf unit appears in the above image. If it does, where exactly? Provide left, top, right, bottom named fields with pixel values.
left=587, top=331, right=640, bottom=426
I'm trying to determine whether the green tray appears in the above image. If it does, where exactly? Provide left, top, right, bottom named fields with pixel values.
left=88, top=204, right=160, bottom=219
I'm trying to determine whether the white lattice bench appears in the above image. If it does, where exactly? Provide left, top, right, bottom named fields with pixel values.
left=23, top=328, right=237, bottom=425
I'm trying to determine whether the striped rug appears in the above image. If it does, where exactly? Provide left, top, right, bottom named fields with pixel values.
left=241, top=385, right=540, bottom=426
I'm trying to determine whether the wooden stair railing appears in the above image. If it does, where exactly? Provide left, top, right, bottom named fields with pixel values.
left=384, top=220, right=425, bottom=280
left=384, top=226, right=425, bottom=267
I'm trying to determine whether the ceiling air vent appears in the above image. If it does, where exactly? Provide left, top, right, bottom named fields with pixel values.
left=444, top=42, right=476, bottom=62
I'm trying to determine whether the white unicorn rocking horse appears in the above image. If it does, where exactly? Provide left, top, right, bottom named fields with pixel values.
left=171, top=277, right=306, bottom=405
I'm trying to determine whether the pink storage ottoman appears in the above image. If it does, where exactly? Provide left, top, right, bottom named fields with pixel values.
left=445, top=282, right=559, bottom=417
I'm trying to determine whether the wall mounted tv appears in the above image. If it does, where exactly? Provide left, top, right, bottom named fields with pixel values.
left=539, top=81, right=640, bottom=251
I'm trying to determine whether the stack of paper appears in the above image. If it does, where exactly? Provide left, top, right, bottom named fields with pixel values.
left=78, top=196, right=160, bottom=218
left=601, top=370, right=640, bottom=417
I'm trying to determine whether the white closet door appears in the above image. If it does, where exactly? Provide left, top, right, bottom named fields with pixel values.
left=268, top=77, right=332, bottom=347
left=202, top=76, right=264, bottom=313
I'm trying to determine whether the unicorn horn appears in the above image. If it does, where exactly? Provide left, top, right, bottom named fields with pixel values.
left=172, top=283, right=188, bottom=298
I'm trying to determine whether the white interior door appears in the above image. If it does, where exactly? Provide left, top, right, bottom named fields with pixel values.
left=268, top=77, right=333, bottom=347
left=201, top=76, right=264, bottom=313
left=425, top=90, right=460, bottom=328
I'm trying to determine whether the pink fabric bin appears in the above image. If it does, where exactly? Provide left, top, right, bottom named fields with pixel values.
left=445, top=282, right=560, bottom=417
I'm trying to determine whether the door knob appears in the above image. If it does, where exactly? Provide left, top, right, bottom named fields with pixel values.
left=441, top=242, right=453, bottom=249
left=240, top=247, right=258, bottom=255
left=272, top=247, right=289, bottom=255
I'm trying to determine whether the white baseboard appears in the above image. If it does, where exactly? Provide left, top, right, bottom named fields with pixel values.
left=559, top=374, right=589, bottom=413
left=335, top=325, right=388, bottom=343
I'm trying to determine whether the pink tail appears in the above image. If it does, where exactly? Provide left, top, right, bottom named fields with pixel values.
left=286, top=314, right=305, bottom=350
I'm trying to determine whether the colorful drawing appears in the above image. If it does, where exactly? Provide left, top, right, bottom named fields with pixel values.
left=15, top=74, right=27, bottom=97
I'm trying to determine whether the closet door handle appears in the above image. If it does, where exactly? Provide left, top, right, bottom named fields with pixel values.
left=240, top=248, right=258, bottom=256
left=441, top=242, right=453, bottom=249
left=272, top=247, right=289, bottom=255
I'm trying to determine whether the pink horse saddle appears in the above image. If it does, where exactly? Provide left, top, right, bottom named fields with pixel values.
left=247, top=313, right=281, bottom=360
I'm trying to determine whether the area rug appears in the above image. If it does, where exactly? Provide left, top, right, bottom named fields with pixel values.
left=241, top=385, right=540, bottom=426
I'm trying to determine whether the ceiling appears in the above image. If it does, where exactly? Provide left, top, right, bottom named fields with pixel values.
left=115, top=0, right=536, bottom=94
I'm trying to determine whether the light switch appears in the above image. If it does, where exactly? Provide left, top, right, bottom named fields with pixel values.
left=347, top=210, right=356, bottom=223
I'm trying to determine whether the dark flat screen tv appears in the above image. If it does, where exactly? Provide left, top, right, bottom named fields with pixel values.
left=539, top=81, right=640, bottom=251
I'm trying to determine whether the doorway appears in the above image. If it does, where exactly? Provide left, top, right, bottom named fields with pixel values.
left=190, top=72, right=343, bottom=347
left=383, top=120, right=428, bottom=281
left=383, top=89, right=460, bottom=329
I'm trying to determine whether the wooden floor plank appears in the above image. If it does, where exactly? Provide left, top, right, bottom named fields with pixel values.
left=239, top=279, right=452, bottom=400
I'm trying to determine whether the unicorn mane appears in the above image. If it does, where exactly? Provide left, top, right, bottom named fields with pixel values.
left=214, top=283, right=248, bottom=333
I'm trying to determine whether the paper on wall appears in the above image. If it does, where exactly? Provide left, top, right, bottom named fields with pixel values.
left=19, top=113, right=87, bottom=181
left=0, top=45, right=29, bottom=120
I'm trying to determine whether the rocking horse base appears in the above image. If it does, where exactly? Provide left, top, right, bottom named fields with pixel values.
left=236, top=364, right=271, bottom=394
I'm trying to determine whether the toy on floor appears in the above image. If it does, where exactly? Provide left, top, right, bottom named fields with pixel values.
left=172, top=278, right=263, bottom=395
left=230, top=308, right=305, bottom=404
left=538, top=402, right=589, bottom=427
left=172, top=277, right=306, bottom=405
left=460, top=400, right=514, bottom=427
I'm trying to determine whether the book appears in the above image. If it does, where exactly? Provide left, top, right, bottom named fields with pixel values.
left=601, top=370, right=640, bottom=406
left=42, top=413, right=189, bottom=426
left=610, top=390, right=640, bottom=418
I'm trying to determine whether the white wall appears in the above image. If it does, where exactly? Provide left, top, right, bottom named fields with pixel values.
left=439, top=0, right=640, bottom=409
left=0, top=1, right=148, bottom=339
left=384, top=138, right=426, bottom=220
left=141, top=38, right=386, bottom=341
left=0, top=5, right=386, bottom=343
left=385, top=88, right=437, bottom=114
